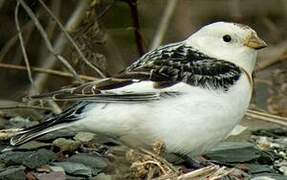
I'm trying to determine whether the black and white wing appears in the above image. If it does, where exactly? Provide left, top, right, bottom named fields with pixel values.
left=28, top=42, right=242, bottom=102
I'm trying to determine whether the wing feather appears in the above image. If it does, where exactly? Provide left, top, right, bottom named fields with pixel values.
left=27, top=42, right=241, bottom=102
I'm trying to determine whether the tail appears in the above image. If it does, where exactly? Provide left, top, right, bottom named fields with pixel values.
left=10, top=102, right=88, bottom=146
left=10, top=119, right=68, bottom=146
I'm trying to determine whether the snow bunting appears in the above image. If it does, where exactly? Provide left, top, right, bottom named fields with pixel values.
left=11, top=22, right=267, bottom=155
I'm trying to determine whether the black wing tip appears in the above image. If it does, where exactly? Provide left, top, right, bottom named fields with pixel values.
left=10, top=133, right=27, bottom=146
left=10, top=136, right=21, bottom=146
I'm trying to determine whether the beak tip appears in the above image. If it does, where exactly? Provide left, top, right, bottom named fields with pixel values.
left=244, top=35, right=267, bottom=50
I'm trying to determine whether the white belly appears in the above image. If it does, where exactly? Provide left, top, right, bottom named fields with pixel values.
left=75, top=74, right=252, bottom=155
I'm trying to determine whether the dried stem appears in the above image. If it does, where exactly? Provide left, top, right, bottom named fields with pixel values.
left=14, top=2, right=36, bottom=94
left=33, top=0, right=89, bottom=92
left=140, top=148, right=178, bottom=174
left=0, top=63, right=97, bottom=81
left=0, top=105, right=52, bottom=111
left=246, top=109, right=287, bottom=127
left=149, top=0, right=178, bottom=50
left=37, top=0, right=106, bottom=78
left=16, top=0, right=81, bottom=82
left=124, top=0, right=145, bottom=56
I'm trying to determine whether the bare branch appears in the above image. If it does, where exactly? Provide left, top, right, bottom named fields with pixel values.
left=33, top=1, right=89, bottom=92
left=37, top=0, right=106, bottom=78
left=0, top=105, right=52, bottom=111
left=149, top=0, right=178, bottom=50
left=246, top=109, right=287, bottom=127
left=15, top=2, right=36, bottom=94
left=0, top=63, right=97, bottom=81
left=16, top=0, right=81, bottom=82
left=124, top=0, right=145, bottom=56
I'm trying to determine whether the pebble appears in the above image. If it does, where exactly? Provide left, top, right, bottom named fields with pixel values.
left=53, top=138, right=81, bottom=152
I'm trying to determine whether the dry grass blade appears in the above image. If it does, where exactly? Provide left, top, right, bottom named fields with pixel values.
left=0, top=105, right=52, bottom=111
left=16, top=0, right=81, bottom=82
left=0, top=63, right=97, bottom=81
left=246, top=109, right=287, bottom=127
left=154, top=165, right=219, bottom=180
left=175, top=165, right=218, bottom=180
left=124, top=0, right=145, bottom=55
left=139, top=148, right=178, bottom=174
left=14, top=2, right=36, bottom=94
left=37, top=0, right=106, bottom=78
left=149, top=0, right=178, bottom=50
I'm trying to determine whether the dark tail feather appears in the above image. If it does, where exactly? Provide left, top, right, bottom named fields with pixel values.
left=10, top=102, right=87, bottom=146
left=10, top=117, right=68, bottom=146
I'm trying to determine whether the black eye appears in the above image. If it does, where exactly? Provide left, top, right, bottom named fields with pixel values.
left=223, top=35, right=232, bottom=42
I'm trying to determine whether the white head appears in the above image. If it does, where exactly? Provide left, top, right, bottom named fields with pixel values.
left=186, top=22, right=267, bottom=75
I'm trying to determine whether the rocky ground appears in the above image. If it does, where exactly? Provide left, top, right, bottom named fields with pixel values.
left=0, top=114, right=286, bottom=180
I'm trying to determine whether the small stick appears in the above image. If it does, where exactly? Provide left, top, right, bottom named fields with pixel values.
left=15, top=2, right=36, bottom=94
left=0, top=63, right=97, bottom=81
left=140, top=148, right=178, bottom=173
left=246, top=109, right=287, bottom=127
left=37, top=0, right=106, bottom=78
left=16, top=0, right=81, bottom=82
left=124, top=0, right=145, bottom=56
left=175, top=165, right=217, bottom=180
left=0, top=105, right=52, bottom=111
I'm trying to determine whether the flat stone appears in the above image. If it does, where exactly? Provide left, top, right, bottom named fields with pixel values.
left=74, top=132, right=95, bottom=143
left=53, top=138, right=80, bottom=152
left=52, top=162, right=92, bottom=177
left=206, top=142, right=261, bottom=163
left=33, top=172, right=66, bottom=180
left=0, top=166, right=25, bottom=180
left=39, top=129, right=76, bottom=141
left=0, top=149, right=56, bottom=169
left=93, top=173, right=112, bottom=180
left=67, top=153, right=108, bottom=175
left=16, top=141, right=51, bottom=150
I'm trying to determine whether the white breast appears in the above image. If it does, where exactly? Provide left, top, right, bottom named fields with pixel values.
left=76, top=73, right=252, bottom=155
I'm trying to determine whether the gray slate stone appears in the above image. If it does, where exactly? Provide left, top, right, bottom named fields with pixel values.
left=0, top=166, right=25, bottom=180
left=0, top=149, right=56, bottom=169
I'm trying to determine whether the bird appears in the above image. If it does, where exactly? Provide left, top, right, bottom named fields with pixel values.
left=10, top=22, right=267, bottom=156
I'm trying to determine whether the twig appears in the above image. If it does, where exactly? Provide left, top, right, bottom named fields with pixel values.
left=140, top=148, right=178, bottom=173
left=0, top=34, right=18, bottom=62
left=149, top=0, right=178, bottom=50
left=175, top=165, right=217, bottom=180
left=0, top=105, right=52, bottom=111
left=33, top=0, right=89, bottom=92
left=96, top=0, right=115, bottom=21
left=154, top=165, right=218, bottom=180
left=38, top=0, right=61, bottom=61
left=209, top=167, right=233, bottom=180
left=134, top=160, right=168, bottom=175
left=246, top=109, right=287, bottom=127
left=123, top=0, right=145, bottom=56
left=37, top=0, right=106, bottom=78
left=15, top=2, right=36, bottom=94
left=0, top=11, right=41, bottom=62
left=0, top=63, right=97, bottom=81
left=16, top=0, right=81, bottom=82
